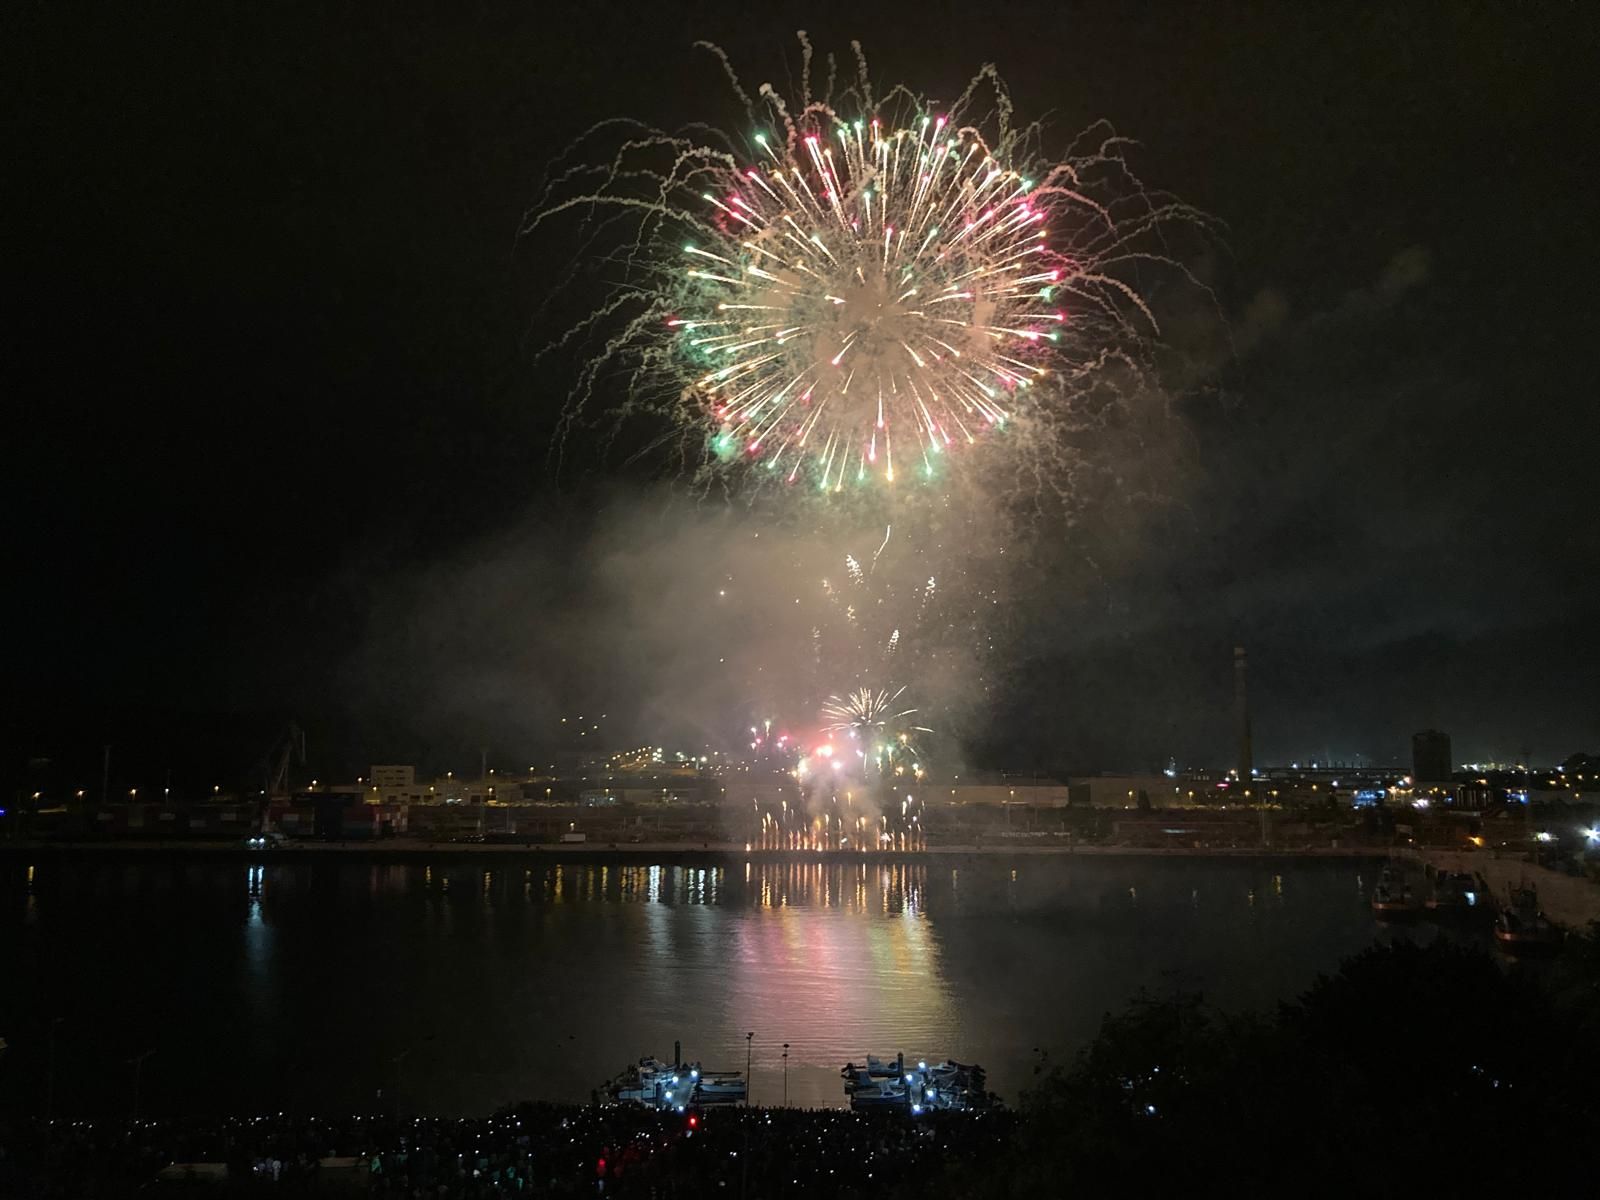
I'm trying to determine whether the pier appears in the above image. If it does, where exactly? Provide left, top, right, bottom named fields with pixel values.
left=1410, top=848, right=1600, bottom=929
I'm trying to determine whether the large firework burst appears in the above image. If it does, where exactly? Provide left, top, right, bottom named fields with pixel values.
left=681, top=112, right=1064, bottom=487
left=525, top=37, right=1205, bottom=494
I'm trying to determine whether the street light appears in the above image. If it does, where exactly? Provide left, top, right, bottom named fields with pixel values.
left=127, top=1049, right=155, bottom=1120
left=782, top=1043, right=790, bottom=1106
left=390, top=1049, right=410, bottom=1115
left=46, top=1017, right=64, bottom=1121
left=745, top=1032, right=754, bottom=1106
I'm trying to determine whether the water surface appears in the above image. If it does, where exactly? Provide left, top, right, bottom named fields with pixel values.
left=0, top=855, right=1459, bottom=1114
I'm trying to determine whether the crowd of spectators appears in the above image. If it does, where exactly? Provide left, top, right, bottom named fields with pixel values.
left=0, top=1103, right=1014, bottom=1198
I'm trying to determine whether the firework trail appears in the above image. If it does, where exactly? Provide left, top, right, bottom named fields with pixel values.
left=802, top=520, right=954, bottom=793
left=524, top=36, right=1209, bottom=497
left=816, top=523, right=933, bottom=669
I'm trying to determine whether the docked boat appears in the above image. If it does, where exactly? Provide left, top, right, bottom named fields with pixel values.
left=1493, top=885, right=1563, bottom=954
left=1371, top=876, right=1419, bottom=918
left=694, top=1071, right=749, bottom=1104
left=1424, top=871, right=1480, bottom=913
left=605, top=1045, right=746, bottom=1110
left=858, top=1055, right=903, bottom=1079
left=606, top=1058, right=685, bottom=1109
left=842, top=1054, right=991, bottom=1112
left=843, top=1077, right=908, bottom=1108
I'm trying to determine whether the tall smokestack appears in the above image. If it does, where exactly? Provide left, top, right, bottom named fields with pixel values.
left=1233, top=646, right=1253, bottom=800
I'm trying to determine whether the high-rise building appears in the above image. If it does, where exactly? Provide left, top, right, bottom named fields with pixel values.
left=1411, top=731, right=1453, bottom=782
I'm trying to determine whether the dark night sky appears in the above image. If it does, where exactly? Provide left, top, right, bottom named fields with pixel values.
left=5, top=2, right=1597, bottom=790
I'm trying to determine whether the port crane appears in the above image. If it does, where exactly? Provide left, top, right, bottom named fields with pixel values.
left=254, top=721, right=305, bottom=833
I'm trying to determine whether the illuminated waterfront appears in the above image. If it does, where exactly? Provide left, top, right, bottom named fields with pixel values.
left=0, top=856, right=1472, bottom=1115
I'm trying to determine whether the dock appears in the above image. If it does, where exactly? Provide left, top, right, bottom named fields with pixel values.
left=1409, top=848, right=1600, bottom=930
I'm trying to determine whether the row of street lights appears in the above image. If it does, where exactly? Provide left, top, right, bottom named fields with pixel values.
left=742, top=1031, right=790, bottom=1107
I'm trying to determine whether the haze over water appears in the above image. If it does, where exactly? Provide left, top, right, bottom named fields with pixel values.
left=1, top=856, right=1453, bottom=1114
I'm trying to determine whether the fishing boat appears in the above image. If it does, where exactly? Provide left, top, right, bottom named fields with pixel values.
left=605, top=1058, right=684, bottom=1109
left=1493, top=885, right=1563, bottom=954
left=693, top=1071, right=749, bottom=1104
left=1424, top=871, right=1480, bottom=913
left=842, top=1055, right=991, bottom=1112
left=604, top=1044, right=746, bottom=1109
left=843, top=1076, right=908, bottom=1108
left=1371, top=876, right=1419, bottom=918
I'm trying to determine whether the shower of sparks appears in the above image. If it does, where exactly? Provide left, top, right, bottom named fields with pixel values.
left=682, top=113, right=1062, bottom=489
left=820, top=684, right=932, bottom=778
left=524, top=37, right=1208, bottom=494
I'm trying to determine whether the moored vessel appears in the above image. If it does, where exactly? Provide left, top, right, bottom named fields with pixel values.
left=1371, top=866, right=1419, bottom=918
left=604, top=1043, right=747, bottom=1110
left=1493, top=884, right=1562, bottom=954
left=841, top=1053, right=991, bottom=1112
left=1424, top=870, right=1481, bottom=913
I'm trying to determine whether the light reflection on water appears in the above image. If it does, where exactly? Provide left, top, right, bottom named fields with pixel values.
left=2, top=856, right=1438, bottom=1115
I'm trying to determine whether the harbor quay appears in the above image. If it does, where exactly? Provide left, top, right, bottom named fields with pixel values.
left=1408, top=847, right=1600, bottom=928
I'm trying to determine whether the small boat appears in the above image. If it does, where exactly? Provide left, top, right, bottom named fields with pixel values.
left=605, top=1050, right=746, bottom=1109
left=842, top=1055, right=992, bottom=1112
left=858, top=1055, right=903, bottom=1078
left=605, top=1057, right=679, bottom=1108
left=694, top=1071, right=748, bottom=1104
left=1493, top=885, right=1563, bottom=954
left=845, top=1078, right=908, bottom=1108
left=1425, top=871, right=1481, bottom=913
left=1371, top=878, right=1419, bottom=918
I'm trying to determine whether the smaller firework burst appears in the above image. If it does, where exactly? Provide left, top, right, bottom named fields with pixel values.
left=821, top=684, right=932, bottom=779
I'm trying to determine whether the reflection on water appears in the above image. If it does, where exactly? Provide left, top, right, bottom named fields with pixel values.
left=244, top=865, right=269, bottom=962
left=2, top=855, right=1451, bottom=1116
left=274, top=861, right=952, bottom=914
left=401, top=861, right=941, bottom=912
